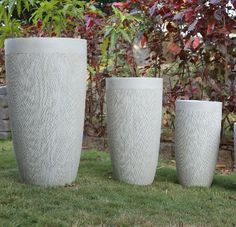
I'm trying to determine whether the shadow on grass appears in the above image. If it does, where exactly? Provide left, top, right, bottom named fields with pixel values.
left=155, top=167, right=179, bottom=184
left=155, top=167, right=236, bottom=191
left=79, top=158, right=112, bottom=179
left=0, top=168, right=22, bottom=184
left=212, top=174, right=236, bottom=191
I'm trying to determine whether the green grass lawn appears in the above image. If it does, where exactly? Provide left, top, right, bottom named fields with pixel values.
left=0, top=140, right=236, bottom=226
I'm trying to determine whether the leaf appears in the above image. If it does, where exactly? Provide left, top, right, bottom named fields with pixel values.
left=113, top=2, right=130, bottom=9
left=23, top=0, right=30, bottom=11
left=0, top=18, right=21, bottom=48
left=110, top=31, right=117, bottom=50
left=184, top=9, right=194, bottom=22
left=169, top=42, right=181, bottom=54
left=16, top=0, right=22, bottom=16
left=173, top=12, right=184, bottom=20
left=188, top=19, right=198, bottom=32
left=113, top=2, right=124, bottom=8
left=207, top=21, right=215, bottom=35
left=158, top=6, right=170, bottom=16
left=101, top=36, right=109, bottom=57
left=28, top=0, right=35, bottom=5
left=184, top=38, right=192, bottom=50
left=140, top=33, right=148, bottom=48
left=149, top=1, right=158, bottom=17
left=86, top=17, right=95, bottom=31
left=104, top=27, right=113, bottom=37
left=214, top=9, right=223, bottom=21
left=0, top=5, right=7, bottom=19
left=166, top=22, right=175, bottom=32
left=9, top=0, right=16, bottom=13
left=192, top=36, right=200, bottom=49
left=209, top=0, right=220, bottom=4
left=87, top=65, right=96, bottom=76
left=120, top=29, right=132, bottom=43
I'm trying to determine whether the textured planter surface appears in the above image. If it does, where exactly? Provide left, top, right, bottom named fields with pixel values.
left=175, top=100, right=222, bottom=187
left=5, top=38, right=87, bottom=186
left=106, top=77, right=163, bottom=185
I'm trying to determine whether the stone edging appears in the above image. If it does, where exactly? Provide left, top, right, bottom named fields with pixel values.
left=0, top=86, right=11, bottom=139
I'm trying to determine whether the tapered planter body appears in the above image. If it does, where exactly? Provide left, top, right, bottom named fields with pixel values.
left=175, top=100, right=222, bottom=187
left=106, top=78, right=163, bottom=185
left=5, top=38, right=87, bottom=186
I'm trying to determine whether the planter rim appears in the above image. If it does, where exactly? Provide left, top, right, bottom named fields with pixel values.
left=106, top=77, right=163, bottom=89
left=5, top=37, right=87, bottom=54
left=176, top=99, right=222, bottom=112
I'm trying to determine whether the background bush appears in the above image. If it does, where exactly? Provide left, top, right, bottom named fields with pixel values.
left=0, top=0, right=235, bottom=143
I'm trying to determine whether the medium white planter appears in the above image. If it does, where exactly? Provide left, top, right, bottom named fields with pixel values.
left=5, top=38, right=87, bottom=186
left=175, top=100, right=222, bottom=187
left=106, top=77, right=163, bottom=185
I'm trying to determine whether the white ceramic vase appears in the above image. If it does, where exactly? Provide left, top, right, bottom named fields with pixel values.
left=106, top=77, right=163, bottom=185
left=175, top=100, right=222, bottom=187
left=5, top=38, right=87, bottom=186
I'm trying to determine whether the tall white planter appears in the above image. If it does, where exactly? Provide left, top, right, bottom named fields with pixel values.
left=5, top=38, right=87, bottom=186
left=175, top=100, right=222, bottom=187
left=106, top=77, right=163, bottom=185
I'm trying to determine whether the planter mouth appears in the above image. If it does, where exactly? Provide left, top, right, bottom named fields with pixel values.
left=106, top=77, right=163, bottom=90
left=176, top=99, right=222, bottom=112
left=5, top=37, right=87, bottom=54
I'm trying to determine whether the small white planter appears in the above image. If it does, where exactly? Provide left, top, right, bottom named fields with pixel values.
left=175, top=100, right=222, bottom=187
left=106, top=77, right=163, bottom=185
left=5, top=38, right=87, bottom=186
